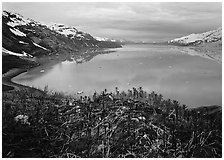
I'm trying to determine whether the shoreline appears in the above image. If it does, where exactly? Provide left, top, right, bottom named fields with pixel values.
left=2, top=49, right=76, bottom=92
left=2, top=68, right=46, bottom=94
left=3, top=68, right=28, bottom=90
left=2, top=47, right=118, bottom=92
left=3, top=45, right=221, bottom=108
left=3, top=68, right=27, bottom=80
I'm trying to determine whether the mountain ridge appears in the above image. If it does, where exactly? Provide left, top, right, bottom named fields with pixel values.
left=168, top=27, right=222, bottom=46
left=2, top=10, right=122, bottom=58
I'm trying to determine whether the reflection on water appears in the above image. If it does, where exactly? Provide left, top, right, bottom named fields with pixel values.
left=13, top=44, right=222, bottom=107
left=170, top=46, right=222, bottom=64
left=71, top=49, right=117, bottom=64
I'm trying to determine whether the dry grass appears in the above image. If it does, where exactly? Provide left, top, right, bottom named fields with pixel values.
left=2, top=87, right=222, bottom=158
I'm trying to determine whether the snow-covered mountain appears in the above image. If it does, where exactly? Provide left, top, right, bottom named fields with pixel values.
left=2, top=10, right=121, bottom=57
left=95, top=37, right=117, bottom=42
left=48, top=23, right=78, bottom=36
left=95, top=36, right=147, bottom=45
left=168, top=27, right=222, bottom=46
left=48, top=23, right=96, bottom=41
left=2, top=10, right=39, bottom=27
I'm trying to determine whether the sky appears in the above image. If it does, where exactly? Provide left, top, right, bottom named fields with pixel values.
left=2, top=2, right=222, bottom=42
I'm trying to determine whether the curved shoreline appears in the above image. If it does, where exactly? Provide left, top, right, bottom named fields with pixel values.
left=3, top=68, right=28, bottom=90
left=3, top=45, right=221, bottom=107
left=2, top=48, right=117, bottom=92
left=5, top=67, right=50, bottom=92
left=2, top=68, right=46, bottom=95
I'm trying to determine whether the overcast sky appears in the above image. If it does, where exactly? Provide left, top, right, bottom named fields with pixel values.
left=2, top=2, right=222, bottom=42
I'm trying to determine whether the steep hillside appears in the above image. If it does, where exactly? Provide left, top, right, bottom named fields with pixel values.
left=168, top=27, right=222, bottom=46
left=2, top=11, right=122, bottom=58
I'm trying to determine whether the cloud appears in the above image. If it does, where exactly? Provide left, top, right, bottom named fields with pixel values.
left=2, top=2, right=222, bottom=42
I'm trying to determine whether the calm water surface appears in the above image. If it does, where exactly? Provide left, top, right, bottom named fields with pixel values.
left=13, top=44, right=222, bottom=107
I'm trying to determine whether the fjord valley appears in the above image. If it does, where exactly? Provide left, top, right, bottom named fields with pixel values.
left=2, top=7, right=222, bottom=158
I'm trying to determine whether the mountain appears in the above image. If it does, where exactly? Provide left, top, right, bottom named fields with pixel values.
left=95, top=36, right=118, bottom=42
left=2, top=11, right=122, bottom=58
left=168, top=27, right=222, bottom=46
left=95, top=36, right=148, bottom=45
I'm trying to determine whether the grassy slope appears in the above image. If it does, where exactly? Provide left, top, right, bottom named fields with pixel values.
left=2, top=88, right=222, bottom=158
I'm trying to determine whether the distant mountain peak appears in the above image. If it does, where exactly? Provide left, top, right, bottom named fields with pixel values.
left=94, top=36, right=117, bottom=42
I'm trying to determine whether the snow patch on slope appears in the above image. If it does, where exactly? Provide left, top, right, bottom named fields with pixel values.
left=2, top=47, right=33, bottom=57
left=10, top=28, right=26, bottom=37
left=33, top=42, right=50, bottom=51
left=19, top=41, right=29, bottom=44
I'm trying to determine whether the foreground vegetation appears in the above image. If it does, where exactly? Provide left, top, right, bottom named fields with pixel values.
left=2, top=87, right=222, bottom=158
